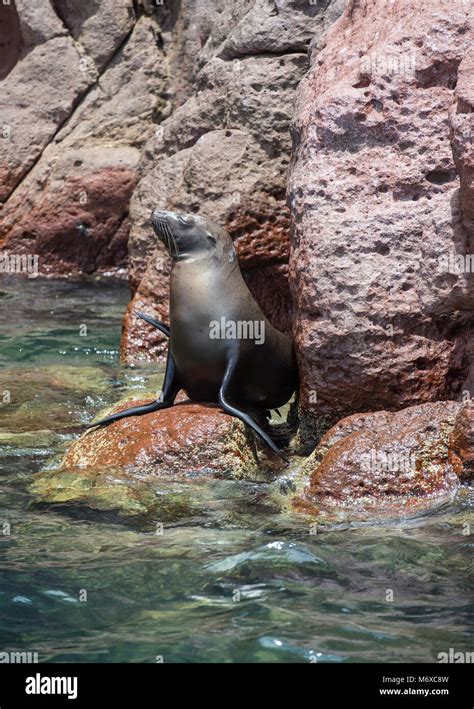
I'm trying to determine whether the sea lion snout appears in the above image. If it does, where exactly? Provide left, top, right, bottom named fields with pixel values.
left=151, top=208, right=175, bottom=235
left=150, top=209, right=223, bottom=260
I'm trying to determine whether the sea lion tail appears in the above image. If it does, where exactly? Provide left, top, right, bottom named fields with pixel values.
left=136, top=311, right=170, bottom=338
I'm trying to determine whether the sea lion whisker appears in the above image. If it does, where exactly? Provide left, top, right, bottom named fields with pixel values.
left=158, top=219, right=171, bottom=251
left=166, top=224, right=179, bottom=256
left=164, top=223, right=171, bottom=252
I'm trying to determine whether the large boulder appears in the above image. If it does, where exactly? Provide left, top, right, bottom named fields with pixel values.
left=120, top=0, right=347, bottom=362
left=288, top=0, right=474, bottom=443
left=293, top=401, right=472, bottom=521
left=0, top=0, right=96, bottom=203
left=0, top=3, right=165, bottom=276
left=31, top=396, right=287, bottom=515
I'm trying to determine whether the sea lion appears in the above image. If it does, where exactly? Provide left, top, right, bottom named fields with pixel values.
left=88, top=210, right=298, bottom=457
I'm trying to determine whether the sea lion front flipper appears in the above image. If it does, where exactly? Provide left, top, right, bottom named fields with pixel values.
left=86, top=352, right=180, bottom=429
left=136, top=311, right=170, bottom=338
left=218, top=352, right=288, bottom=462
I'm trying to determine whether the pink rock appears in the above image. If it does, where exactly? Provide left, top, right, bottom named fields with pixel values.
left=288, top=0, right=474, bottom=442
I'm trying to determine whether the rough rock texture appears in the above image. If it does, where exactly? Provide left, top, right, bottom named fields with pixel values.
left=294, top=401, right=470, bottom=521
left=0, top=1, right=165, bottom=275
left=289, top=0, right=474, bottom=443
left=120, top=252, right=171, bottom=362
left=58, top=397, right=284, bottom=479
left=30, top=395, right=287, bottom=515
left=449, top=404, right=474, bottom=479
left=52, top=0, right=135, bottom=71
left=449, top=52, right=474, bottom=395
left=0, top=0, right=95, bottom=203
left=121, top=0, right=347, bottom=362
left=0, top=1, right=23, bottom=80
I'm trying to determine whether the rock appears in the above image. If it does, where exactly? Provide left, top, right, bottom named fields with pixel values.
left=52, top=0, right=135, bottom=71
left=0, top=1, right=23, bottom=80
left=0, top=430, right=59, bottom=448
left=30, top=396, right=287, bottom=516
left=294, top=401, right=470, bottom=521
left=0, top=365, right=110, bottom=432
left=243, top=263, right=293, bottom=338
left=449, top=405, right=474, bottom=479
left=448, top=52, right=474, bottom=393
left=450, top=54, right=474, bottom=243
left=119, top=254, right=171, bottom=363
left=55, top=397, right=284, bottom=477
left=0, top=8, right=166, bottom=276
left=288, top=0, right=474, bottom=443
left=121, top=0, right=347, bottom=361
left=0, top=0, right=96, bottom=204
left=0, top=167, right=134, bottom=275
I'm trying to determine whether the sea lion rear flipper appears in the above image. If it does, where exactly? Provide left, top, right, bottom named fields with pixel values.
left=86, top=352, right=179, bottom=429
left=136, top=311, right=170, bottom=338
left=218, top=352, right=288, bottom=462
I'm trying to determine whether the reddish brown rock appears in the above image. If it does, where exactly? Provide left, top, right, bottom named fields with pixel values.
left=229, top=201, right=290, bottom=270
left=1, top=168, right=133, bottom=275
left=243, top=263, right=293, bottom=338
left=120, top=257, right=170, bottom=363
left=449, top=405, right=474, bottom=479
left=294, top=401, right=470, bottom=520
left=288, top=0, right=474, bottom=443
left=450, top=54, right=474, bottom=244
left=62, top=398, right=284, bottom=480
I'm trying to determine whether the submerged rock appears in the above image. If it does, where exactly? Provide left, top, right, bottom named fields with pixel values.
left=0, top=365, right=109, bottom=433
left=65, top=398, right=284, bottom=479
left=293, top=401, right=471, bottom=521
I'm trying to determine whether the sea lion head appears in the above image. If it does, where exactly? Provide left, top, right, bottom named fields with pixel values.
left=151, top=209, right=236, bottom=263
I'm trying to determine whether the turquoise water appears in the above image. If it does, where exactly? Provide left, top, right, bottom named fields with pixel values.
left=0, top=277, right=472, bottom=663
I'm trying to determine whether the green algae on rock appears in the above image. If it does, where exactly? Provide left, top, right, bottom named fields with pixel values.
left=0, top=365, right=110, bottom=434
left=29, top=466, right=203, bottom=519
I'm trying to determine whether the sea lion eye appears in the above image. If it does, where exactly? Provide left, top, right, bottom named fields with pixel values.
left=178, top=215, right=190, bottom=226
left=207, top=236, right=217, bottom=246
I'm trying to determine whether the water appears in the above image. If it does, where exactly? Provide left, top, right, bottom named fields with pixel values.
left=0, top=277, right=472, bottom=663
